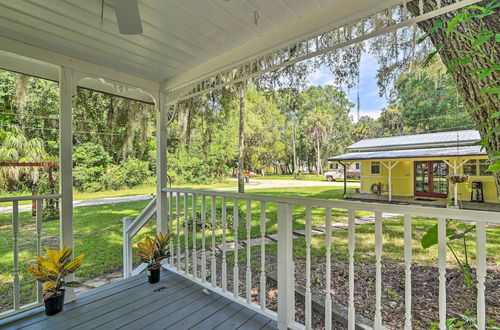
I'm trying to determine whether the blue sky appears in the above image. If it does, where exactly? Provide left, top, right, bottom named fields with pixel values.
left=307, top=53, right=388, bottom=121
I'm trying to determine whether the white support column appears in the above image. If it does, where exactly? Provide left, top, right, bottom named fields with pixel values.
left=59, top=66, right=76, bottom=303
left=156, top=94, right=167, bottom=234
left=388, top=161, right=392, bottom=202
left=453, top=159, right=458, bottom=208
left=381, top=161, right=399, bottom=202
left=277, top=202, right=294, bottom=330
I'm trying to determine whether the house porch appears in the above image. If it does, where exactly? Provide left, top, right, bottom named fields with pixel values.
left=0, top=269, right=276, bottom=330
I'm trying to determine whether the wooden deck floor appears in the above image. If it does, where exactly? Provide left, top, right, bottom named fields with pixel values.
left=1, top=270, right=277, bottom=330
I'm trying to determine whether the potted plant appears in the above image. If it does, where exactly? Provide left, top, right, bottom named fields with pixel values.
left=27, top=247, right=84, bottom=315
left=136, top=232, right=172, bottom=283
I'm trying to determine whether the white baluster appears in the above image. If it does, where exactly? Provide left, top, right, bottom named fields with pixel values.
left=374, top=211, right=383, bottom=329
left=260, top=201, right=266, bottom=310
left=438, top=217, right=447, bottom=330
left=211, top=195, right=217, bottom=287
left=404, top=214, right=412, bottom=329
left=476, top=221, right=486, bottom=329
left=233, top=198, right=239, bottom=297
left=169, top=191, right=174, bottom=266
left=348, top=209, right=356, bottom=329
left=325, top=207, right=332, bottom=329
left=201, top=195, right=207, bottom=282
left=176, top=192, right=181, bottom=270
left=222, top=197, right=227, bottom=292
left=184, top=193, right=189, bottom=273
left=192, top=194, right=197, bottom=278
left=419, top=0, right=424, bottom=15
left=246, top=200, right=252, bottom=304
left=36, top=200, right=43, bottom=303
left=305, top=206, right=312, bottom=330
left=12, top=201, right=20, bottom=310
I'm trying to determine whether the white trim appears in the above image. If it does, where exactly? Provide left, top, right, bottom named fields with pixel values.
left=0, top=37, right=159, bottom=93
left=162, top=0, right=481, bottom=102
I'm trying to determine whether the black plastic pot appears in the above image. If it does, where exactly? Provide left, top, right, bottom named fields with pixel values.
left=44, top=290, right=65, bottom=316
left=148, top=267, right=160, bottom=283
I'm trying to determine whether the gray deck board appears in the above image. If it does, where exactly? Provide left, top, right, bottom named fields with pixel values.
left=1, top=270, right=277, bottom=330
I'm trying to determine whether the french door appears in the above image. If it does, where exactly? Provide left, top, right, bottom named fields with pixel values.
left=414, top=161, right=448, bottom=198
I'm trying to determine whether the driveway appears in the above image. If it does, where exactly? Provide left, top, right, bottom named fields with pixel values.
left=218, top=178, right=355, bottom=191
left=0, top=179, right=358, bottom=214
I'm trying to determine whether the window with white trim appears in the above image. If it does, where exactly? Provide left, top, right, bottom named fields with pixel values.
left=463, top=159, right=492, bottom=176
left=370, top=161, right=381, bottom=175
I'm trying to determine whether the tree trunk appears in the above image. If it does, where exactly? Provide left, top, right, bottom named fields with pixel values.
left=316, top=138, right=322, bottom=176
left=238, top=84, right=245, bottom=193
left=408, top=0, right=500, bottom=196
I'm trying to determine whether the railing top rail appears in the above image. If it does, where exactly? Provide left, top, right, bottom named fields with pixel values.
left=162, top=187, right=500, bottom=223
left=0, top=194, right=62, bottom=203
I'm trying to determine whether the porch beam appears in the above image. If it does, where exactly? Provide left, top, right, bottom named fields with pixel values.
left=156, top=93, right=168, bottom=234
left=0, top=37, right=159, bottom=93
left=162, top=0, right=481, bottom=103
left=59, top=66, right=76, bottom=303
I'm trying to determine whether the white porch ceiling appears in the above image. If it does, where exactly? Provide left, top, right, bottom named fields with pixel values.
left=0, top=0, right=392, bottom=91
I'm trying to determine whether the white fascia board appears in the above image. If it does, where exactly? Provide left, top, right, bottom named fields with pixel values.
left=0, top=36, right=159, bottom=94
left=161, top=0, right=400, bottom=92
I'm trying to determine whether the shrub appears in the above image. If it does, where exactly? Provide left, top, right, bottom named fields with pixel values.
left=73, top=142, right=111, bottom=191
left=102, top=158, right=152, bottom=190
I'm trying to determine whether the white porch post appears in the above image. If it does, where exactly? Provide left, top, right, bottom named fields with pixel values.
left=277, top=202, right=294, bottom=329
left=453, top=160, right=458, bottom=207
left=59, top=66, right=75, bottom=302
left=156, top=94, right=167, bottom=234
left=388, top=161, right=393, bottom=202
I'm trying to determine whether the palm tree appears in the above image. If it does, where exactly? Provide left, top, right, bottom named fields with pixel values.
left=303, top=110, right=333, bottom=175
left=0, top=127, right=48, bottom=188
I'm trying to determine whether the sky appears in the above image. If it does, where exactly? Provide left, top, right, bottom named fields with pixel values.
left=306, top=53, right=388, bottom=122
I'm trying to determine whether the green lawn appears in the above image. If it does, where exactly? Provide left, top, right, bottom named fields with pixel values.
left=0, top=182, right=235, bottom=207
left=0, top=185, right=498, bottom=313
left=254, top=173, right=360, bottom=183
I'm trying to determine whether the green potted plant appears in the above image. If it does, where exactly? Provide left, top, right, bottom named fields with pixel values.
left=27, top=247, right=84, bottom=315
left=136, top=232, right=172, bottom=283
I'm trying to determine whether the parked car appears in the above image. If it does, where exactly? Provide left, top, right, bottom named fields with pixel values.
left=324, top=168, right=360, bottom=181
left=324, top=169, right=344, bottom=181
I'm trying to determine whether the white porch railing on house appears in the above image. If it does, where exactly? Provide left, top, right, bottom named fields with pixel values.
left=0, top=194, right=62, bottom=320
left=123, top=195, right=158, bottom=278
left=122, top=188, right=499, bottom=330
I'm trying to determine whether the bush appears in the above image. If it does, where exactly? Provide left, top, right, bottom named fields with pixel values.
left=168, top=147, right=229, bottom=185
left=102, top=158, right=152, bottom=190
left=73, top=142, right=111, bottom=191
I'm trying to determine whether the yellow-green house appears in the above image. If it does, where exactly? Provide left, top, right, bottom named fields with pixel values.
left=329, top=130, right=499, bottom=204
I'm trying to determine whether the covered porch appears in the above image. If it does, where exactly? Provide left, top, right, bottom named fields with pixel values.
left=346, top=193, right=500, bottom=212
left=0, top=1, right=499, bottom=329
left=0, top=269, right=276, bottom=330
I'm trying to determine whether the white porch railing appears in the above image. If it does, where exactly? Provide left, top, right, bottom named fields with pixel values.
left=122, top=196, right=157, bottom=278
left=0, top=194, right=62, bottom=320
left=121, top=188, right=500, bottom=329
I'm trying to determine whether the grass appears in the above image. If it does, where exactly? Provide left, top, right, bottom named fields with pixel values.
left=0, top=182, right=235, bottom=207
left=0, top=185, right=498, bottom=313
left=254, top=173, right=360, bottom=183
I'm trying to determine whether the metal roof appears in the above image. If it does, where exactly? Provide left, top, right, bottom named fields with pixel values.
left=329, top=145, right=486, bottom=161
left=347, top=130, right=480, bottom=152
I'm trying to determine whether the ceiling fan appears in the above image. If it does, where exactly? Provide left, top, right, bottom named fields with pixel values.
left=102, top=0, right=143, bottom=35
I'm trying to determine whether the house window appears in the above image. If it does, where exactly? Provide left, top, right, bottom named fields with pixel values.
left=463, top=159, right=492, bottom=176
left=479, top=159, right=492, bottom=176
left=370, top=161, right=381, bottom=175
left=355, top=162, right=360, bottom=170
left=329, top=163, right=335, bottom=170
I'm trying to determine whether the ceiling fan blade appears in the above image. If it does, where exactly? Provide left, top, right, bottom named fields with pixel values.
left=114, top=0, right=143, bottom=35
